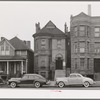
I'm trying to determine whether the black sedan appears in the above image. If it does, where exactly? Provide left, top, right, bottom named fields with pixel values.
left=7, top=74, right=48, bottom=88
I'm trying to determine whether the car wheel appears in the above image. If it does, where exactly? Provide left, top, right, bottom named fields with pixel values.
left=34, top=82, right=41, bottom=88
left=58, top=82, right=65, bottom=88
left=10, top=82, right=17, bottom=88
left=83, top=81, right=90, bottom=88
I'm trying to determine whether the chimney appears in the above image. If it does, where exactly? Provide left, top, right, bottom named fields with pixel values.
left=1, top=37, right=4, bottom=40
left=88, top=5, right=91, bottom=16
left=35, top=22, right=40, bottom=33
left=64, top=22, right=68, bottom=34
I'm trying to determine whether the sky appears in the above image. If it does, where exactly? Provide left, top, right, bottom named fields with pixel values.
left=0, top=1, right=100, bottom=50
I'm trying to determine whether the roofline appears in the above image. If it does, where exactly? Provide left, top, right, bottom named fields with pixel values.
left=0, top=37, right=15, bottom=50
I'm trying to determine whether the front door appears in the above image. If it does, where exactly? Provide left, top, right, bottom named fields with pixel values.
left=56, top=57, right=63, bottom=70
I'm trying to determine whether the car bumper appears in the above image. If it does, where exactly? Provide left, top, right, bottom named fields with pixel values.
left=7, top=81, right=9, bottom=85
left=46, top=81, right=50, bottom=85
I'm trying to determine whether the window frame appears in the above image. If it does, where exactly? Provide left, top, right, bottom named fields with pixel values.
left=79, top=26, right=86, bottom=37
left=94, top=27, right=100, bottom=37
left=80, top=58, right=85, bottom=69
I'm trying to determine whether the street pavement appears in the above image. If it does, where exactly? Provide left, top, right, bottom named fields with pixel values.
left=1, top=81, right=100, bottom=89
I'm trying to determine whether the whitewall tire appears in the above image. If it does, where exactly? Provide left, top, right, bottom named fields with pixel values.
left=58, top=82, right=65, bottom=88
left=34, top=82, right=41, bottom=88
left=10, top=82, right=17, bottom=88
left=83, top=81, right=90, bottom=88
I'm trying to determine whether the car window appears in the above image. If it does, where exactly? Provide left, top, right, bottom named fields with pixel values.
left=69, top=75, right=77, bottom=78
left=22, top=75, right=29, bottom=79
left=34, top=76, right=40, bottom=79
left=77, top=75, right=82, bottom=77
left=29, top=75, right=35, bottom=79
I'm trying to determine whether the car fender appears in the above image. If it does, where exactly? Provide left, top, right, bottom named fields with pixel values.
left=56, top=78, right=69, bottom=85
left=83, top=78, right=93, bottom=84
left=8, top=80, right=20, bottom=84
left=63, top=80, right=69, bottom=85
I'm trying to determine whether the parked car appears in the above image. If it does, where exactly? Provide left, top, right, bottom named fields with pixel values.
left=7, top=74, right=48, bottom=88
left=55, top=73, right=95, bottom=88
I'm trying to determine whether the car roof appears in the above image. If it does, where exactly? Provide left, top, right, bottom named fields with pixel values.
left=24, top=74, right=44, bottom=77
left=70, top=73, right=82, bottom=76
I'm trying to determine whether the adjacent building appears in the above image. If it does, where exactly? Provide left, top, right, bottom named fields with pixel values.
left=0, top=37, right=34, bottom=79
left=33, top=21, right=69, bottom=80
left=70, top=12, right=100, bottom=81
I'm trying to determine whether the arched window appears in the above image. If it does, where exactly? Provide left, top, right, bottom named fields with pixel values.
left=41, top=61, right=45, bottom=66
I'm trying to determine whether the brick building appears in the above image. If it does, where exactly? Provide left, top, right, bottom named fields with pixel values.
left=70, top=12, right=100, bottom=81
left=0, top=37, right=34, bottom=79
left=33, top=21, right=70, bottom=80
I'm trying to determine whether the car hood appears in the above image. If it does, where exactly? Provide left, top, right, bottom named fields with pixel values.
left=8, top=78, right=21, bottom=81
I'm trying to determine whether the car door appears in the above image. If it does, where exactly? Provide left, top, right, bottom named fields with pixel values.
left=20, top=75, right=30, bottom=84
left=68, top=74, right=78, bottom=85
left=29, top=75, right=35, bottom=84
left=76, top=74, right=83, bottom=84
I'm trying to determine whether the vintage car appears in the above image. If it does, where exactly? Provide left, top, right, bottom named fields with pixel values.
left=7, top=74, right=48, bottom=88
left=55, top=73, right=95, bottom=88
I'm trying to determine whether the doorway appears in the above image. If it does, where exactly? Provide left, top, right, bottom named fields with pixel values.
left=55, top=57, right=63, bottom=70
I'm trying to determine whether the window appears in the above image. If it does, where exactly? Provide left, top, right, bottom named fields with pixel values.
left=22, top=75, right=29, bottom=79
left=79, top=26, right=85, bottom=31
left=29, top=75, right=35, bottom=79
left=74, top=42, right=78, bottom=53
left=87, top=42, right=89, bottom=52
left=35, top=40, right=38, bottom=50
left=57, top=39, right=62, bottom=49
left=95, top=27, right=100, bottom=32
left=94, top=27, right=100, bottom=37
left=41, top=45, right=46, bottom=49
left=5, top=45, right=9, bottom=51
left=16, top=51, right=21, bottom=55
left=79, top=26, right=85, bottom=36
left=75, top=58, right=77, bottom=69
left=41, top=39, right=46, bottom=45
left=94, top=42, right=100, bottom=53
left=41, top=39, right=46, bottom=50
left=80, top=58, right=85, bottom=69
left=87, top=26, right=90, bottom=37
left=1, top=45, right=4, bottom=51
left=74, top=26, right=78, bottom=36
left=21, top=51, right=27, bottom=56
left=79, top=42, right=85, bottom=53
left=80, top=31, right=85, bottom=36
left=77, top=75, right=81, bottom=77
left=69, top=75, right=77, bottom=78
left=41, top=61, right=45, bottom=66
left=95, top=33, right=100, bottom=37
left=87, top=58, right=89, bottom=69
